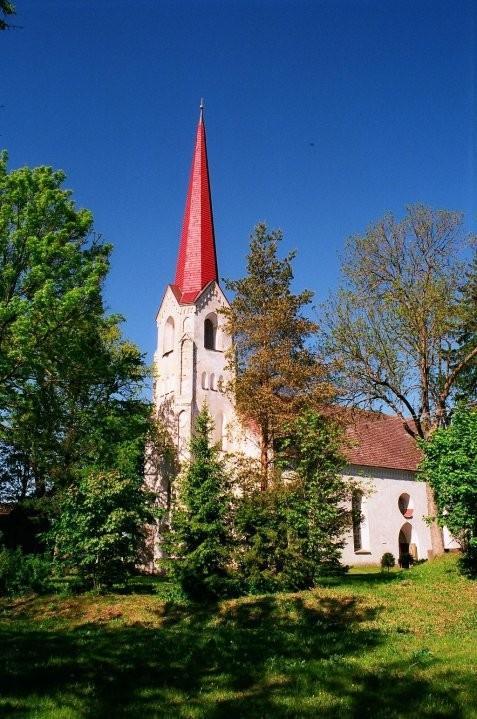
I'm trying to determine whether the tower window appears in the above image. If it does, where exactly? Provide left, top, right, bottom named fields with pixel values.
left=204, top=314, right=217, bottom=350
left=163, top=317, right=175, bottom=355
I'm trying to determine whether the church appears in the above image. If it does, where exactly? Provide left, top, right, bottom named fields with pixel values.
left=150, top=105, right=457, bottom=567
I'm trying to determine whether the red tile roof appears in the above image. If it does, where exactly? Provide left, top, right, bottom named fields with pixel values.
left=345, top=413, right=422, bottom=472
left=174, top=105, right=218, bottom=304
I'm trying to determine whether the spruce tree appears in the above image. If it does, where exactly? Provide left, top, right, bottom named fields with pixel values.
left=165, top=406, right=231, bottom=599
left=223, top=223, right=333, bottom=488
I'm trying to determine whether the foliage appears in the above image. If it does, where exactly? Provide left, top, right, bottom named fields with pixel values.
left=0, top=0, right=15, bottom=30
left=381, top=552, right=396, bottom=572
left=234, top=410, right=351, bottom=592
left=323, top=204, right=476, bottom=439
left=52, top=462, right=153, bottom=590
left=163, top=407, right=233, bottom=599
left=419, top=404, right=477, bottom=570
left=0, top=547, right=53, bottom=595
left=454, top=251, right=477, bottom=401
left=223, top=223, right=333, bottom=485
left=233, top=481, right=310, bottom=593
left=0, top=154, right=152, bottom=588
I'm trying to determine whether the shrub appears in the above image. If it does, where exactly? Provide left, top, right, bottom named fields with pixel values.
left=419, top=405, right=477, bottom=571
left=233, top=410, right=352, bottom=594
left=52, top=466, right=153, bottom=591
left=381, top=552, right=396, bottom=572
left=0, top=548, right=53, bottom=595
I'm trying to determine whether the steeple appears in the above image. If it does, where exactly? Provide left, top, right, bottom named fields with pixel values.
left=173, top=101, right=218, bottom=304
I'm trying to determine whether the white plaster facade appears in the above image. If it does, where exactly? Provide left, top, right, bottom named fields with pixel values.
left=341, top=464, right=434, bottom=566
left=152, top=278, right=259, bottom=468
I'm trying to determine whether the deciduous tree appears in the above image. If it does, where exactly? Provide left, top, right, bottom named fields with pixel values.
left=0, top=153, right=148, bottom=503
left=419, top=405, right=477, bottom=573
left=323, top=204, right=476, bottom=439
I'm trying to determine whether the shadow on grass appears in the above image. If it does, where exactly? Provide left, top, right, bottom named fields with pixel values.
left=0, top=593, right=473, bottom=718
left=316, top=571, right=404, bottom=588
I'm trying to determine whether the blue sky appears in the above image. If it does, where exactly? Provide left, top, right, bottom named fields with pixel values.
left=2, top=0, right=476, bottom=367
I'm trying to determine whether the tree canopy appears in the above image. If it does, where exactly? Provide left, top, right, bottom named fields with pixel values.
left=0, top=153, right=148, bottom=503
left=322, top=204, right=477, bottom=440
left=223, top=223, right=333, bottom=486
left=420, top=405, right=477, bottom=572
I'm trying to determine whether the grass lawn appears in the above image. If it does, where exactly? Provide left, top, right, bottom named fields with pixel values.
left=0, top=554, right=476, bottom=718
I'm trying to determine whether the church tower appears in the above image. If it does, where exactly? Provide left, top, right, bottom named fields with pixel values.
left=153, top=103, right=235, bottom=457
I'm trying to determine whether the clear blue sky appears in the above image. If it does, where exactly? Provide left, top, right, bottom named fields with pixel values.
left=2, top=0, right=476, bottom=367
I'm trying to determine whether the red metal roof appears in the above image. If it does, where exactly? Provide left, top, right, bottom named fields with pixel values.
left=173, top=105, right=218, bottom=304
left=345, top=413, right=422, bottom=472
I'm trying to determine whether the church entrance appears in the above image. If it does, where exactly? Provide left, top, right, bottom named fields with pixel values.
left=398, top=522, right=412, bottom=568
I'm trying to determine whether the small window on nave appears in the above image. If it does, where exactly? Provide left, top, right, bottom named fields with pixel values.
left=352, top=490, right=363, bottom=552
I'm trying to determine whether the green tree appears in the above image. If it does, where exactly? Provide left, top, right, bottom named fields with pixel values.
left=164, top=407, right=232, bottom=599
left=323, top=204, right=476, bottom=439
left=52, top=466, right=153, bottom=590
left=0, top=153, right=147, bottom=502
left=455, top=251, right=477, bottom=401
left=419, top=405, right=477, bottom=572
left=223, top=223, right=333, bottom=488
left=234, top=410, right=351, bottom=592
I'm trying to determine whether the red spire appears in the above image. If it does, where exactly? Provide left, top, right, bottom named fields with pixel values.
left=174, top=102, right=218, bottom=304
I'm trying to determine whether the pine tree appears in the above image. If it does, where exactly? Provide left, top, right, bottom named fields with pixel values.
left=164, top=407, right=231, bottom=599
left=223, top=223, right=334, bottom=488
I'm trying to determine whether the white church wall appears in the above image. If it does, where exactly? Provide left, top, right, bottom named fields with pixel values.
left=341, top=464, right=433, bottom=566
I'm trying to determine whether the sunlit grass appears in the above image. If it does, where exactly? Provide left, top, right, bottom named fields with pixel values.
left=0, top=554, right=476, bottom=718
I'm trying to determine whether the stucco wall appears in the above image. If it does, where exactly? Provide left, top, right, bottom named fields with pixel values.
left=341, top=464, right=433, bottom=566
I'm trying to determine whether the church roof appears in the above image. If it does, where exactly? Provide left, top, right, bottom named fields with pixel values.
left=345, top=413, right=422, bottom=472
left=173, top=103, right=218, bottom=304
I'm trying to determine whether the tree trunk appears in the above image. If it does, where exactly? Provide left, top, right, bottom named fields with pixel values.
left=260, top=426, right=269, bottom=491
left=426, top=482, right=445, bottom=557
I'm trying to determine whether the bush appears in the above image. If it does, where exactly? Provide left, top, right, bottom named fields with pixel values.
left=458, top=543, right=477, bottom=578
left=381, top=552, right=396, bottom=572
left=0, top=548, right=53, bottom=595
left=52, top=465, right=153, bottom=591
left=234, top=483, right=313, bottom=594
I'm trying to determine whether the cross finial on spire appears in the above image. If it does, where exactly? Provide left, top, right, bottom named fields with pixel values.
left=199, top=98, right=205, bottom=120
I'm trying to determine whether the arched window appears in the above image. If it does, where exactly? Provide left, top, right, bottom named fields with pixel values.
left=209, top=373, right=216, bottom=391
left=398, top=493, right=414, bottom=519
left=163, top=317, right=175, bottom=355
left=201, top=371, right=208, bottom=390
left=218, top=375, right=224, bottom=393
left=204, top=314, right=217, bottom=350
